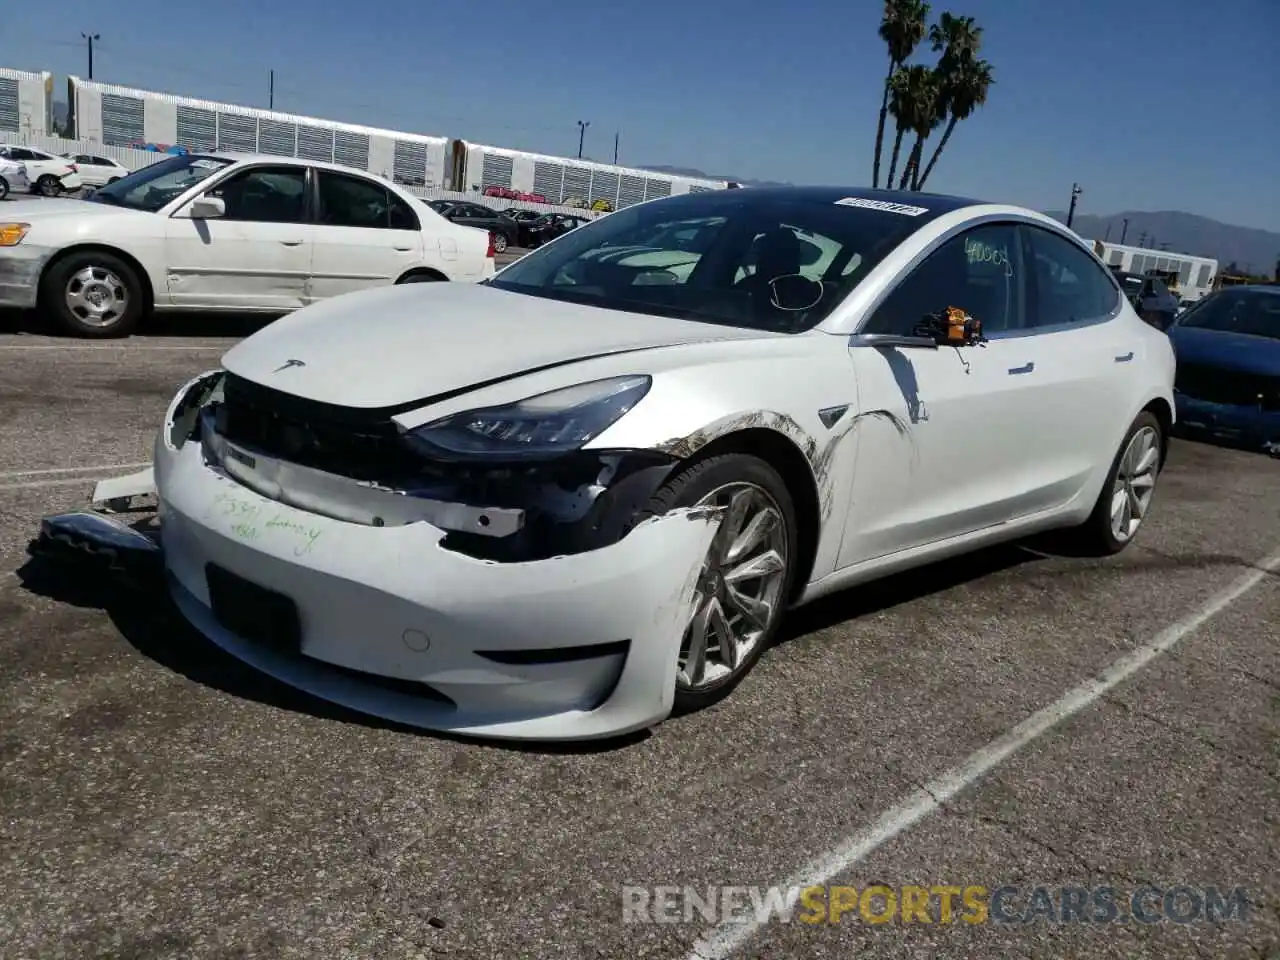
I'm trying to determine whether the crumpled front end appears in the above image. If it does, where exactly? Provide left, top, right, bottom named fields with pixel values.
left=146, top=371, right=721, bottom=740
left=0, top=244, right=56, bottom=310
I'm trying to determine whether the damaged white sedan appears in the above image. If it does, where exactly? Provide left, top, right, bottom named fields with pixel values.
left=48, top=186, right=1176, bottom=740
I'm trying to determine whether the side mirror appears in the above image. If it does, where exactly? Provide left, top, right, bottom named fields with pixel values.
left=188, top=195, right=225, bottom=219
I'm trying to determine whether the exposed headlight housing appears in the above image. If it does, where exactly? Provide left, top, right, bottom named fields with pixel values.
left=406, top=375, right=652, bottom=461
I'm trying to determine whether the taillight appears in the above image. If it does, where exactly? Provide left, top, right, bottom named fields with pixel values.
left=68, top=164, right=78, bottom=173
left=486, top=232, right=496, bottom=258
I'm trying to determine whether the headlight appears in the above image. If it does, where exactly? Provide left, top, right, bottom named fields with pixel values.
left=407, top=375, right=652, bottom=461
left=0, top=223, right=30, bottom=247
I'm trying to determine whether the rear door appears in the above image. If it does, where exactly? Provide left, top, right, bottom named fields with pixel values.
left=164, top=163, right=313, bottom=310
left=308, top=169, right=426, bottom=301
left=1010, top=223, right=1139, bottom=503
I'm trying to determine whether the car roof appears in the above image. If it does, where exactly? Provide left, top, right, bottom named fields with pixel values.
left=191, top=151, right=398, bottom=178
left=649, top=185, right=987, bottom=224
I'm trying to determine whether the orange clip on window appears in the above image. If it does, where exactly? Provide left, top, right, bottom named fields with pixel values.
left=944, top=306, right=969, bottom=343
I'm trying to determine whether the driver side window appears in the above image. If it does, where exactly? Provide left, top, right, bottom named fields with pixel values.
left=864, top=223, right=1025, bottom=336
left=206, top=166, right=307, bottom=224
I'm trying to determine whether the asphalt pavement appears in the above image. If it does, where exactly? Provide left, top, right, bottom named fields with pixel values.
left=0, top=327, right=1276, bottom=960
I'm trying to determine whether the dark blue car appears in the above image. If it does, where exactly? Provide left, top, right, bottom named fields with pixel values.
left=1168, top=285, right=1280, bottom=452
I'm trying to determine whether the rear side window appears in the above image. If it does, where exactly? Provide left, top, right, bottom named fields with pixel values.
left=1023, top=225, right=1119, bottom=327
left=316, top=171, right=420, bottom=231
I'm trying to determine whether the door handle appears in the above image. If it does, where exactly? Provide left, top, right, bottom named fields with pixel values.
left=1114, top=351, right=1134, bottom=363
left=279, top=240, right=304, bottom=247
left=1008, top=362, right=1035, bottom=375
left=393, top=246, right=412, bottom=252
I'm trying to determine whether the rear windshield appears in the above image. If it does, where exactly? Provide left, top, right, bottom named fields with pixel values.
left=487, top=193, right=926, bottom=332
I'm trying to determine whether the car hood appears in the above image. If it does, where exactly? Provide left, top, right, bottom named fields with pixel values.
left=1, top=197, right=149, bottom=223
left=1169, top=326, right=1280, bottom=375
left=220, top=281, right=784, bottom=409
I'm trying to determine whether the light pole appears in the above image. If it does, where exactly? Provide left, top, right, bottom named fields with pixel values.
left=82, top=32, right=100, bottom=80
left=1066, top=182, right=1082, bottom=229
left=1120, top=218, right=1129, bottom=244
left=577, top=120, right=590, bottom=159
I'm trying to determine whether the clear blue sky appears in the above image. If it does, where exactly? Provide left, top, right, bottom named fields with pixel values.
left=3, top=0, right=1277, bottom=231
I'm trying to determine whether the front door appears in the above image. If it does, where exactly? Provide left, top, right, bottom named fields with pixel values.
left=308, top=169, right=425, bottom=301
left=164, top=164, right=312, bottom=311
left=838, top=221, right=1048, bottom=566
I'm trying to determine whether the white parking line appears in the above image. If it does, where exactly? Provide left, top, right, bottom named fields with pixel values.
left=686, top=546, right=1280, bottom=960
left=0, top=462, right=150, bottom=481
left=0, top=477, right=108, bottom=493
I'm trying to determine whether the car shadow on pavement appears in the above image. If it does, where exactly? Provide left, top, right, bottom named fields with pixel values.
left=776, top=540, right=1043, bottom=645
left=0, top=306, right=279, bottom=340
left=14, top=518, right=648, bottom=755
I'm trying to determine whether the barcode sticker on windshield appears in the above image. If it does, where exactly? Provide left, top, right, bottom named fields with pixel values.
left=835, top=197, right=929, bottom=216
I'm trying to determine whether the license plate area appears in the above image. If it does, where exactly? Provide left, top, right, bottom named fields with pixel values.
left=205, top=563, right=301, bottom=654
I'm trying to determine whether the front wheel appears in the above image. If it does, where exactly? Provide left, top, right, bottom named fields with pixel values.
left=0, top=176, right=8, bottom=201
left=635, top=453, right=798, bottom=714
left=40, top=251, right=145, bottom=338
left=1068, top=411, right=1163, bottom=555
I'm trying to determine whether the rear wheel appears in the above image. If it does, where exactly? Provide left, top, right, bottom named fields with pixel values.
left=634, top=453, right=798, bottom=714
left=37, top=175, right=62, bottom=197
left=0, top=177, right=8, bottom=201
left=40, top=250, right=145, bottom=338
left=1068, top=411, right=1163, bottom=555
left=492, top=232, right=509, bottom=254
left=397, top=271, right=445, bottom=284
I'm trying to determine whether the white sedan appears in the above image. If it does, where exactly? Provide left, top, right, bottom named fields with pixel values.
left=77, top=187, right=1176, bottom=741
left=0, top=145, right=83, bottom=196
left=0, top=156, right=30, bottom=200
left=61, top=151, right=132, bottom=187
left=0, top=152, right=495, bottom=337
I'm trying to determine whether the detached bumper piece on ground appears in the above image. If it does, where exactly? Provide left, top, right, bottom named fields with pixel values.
left=27, top=512, right=164, bottom=587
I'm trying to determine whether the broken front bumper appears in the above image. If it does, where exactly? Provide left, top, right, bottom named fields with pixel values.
left=1174, top=391, right=1280, bottom=451
left=0, top=245, right=55, bottom=309
left=151, top=437, right=717, bottom=741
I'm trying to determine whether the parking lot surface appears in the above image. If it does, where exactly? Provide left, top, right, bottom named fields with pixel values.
left=0, top=327, right=1277, bottom=959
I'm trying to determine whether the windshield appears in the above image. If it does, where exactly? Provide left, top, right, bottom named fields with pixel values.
left=487, top=193, right=924, bottom=332
left=1175, top=289, right=1280, bottom=340
left=86, top=154, right=233, bottom=212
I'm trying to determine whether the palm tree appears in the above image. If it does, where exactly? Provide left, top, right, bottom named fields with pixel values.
left=916, top=55, right=993, bottom=190
left=896, top=67, right=942, bottom=189
left=887, top=65, right=936, bottom=190
left=884, top=68, right=914, bottom=190
left=872, top=0, right=930, bottom=189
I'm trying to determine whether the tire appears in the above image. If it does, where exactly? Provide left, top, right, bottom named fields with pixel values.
left=37, top=175, right=62, bottom=198
left=40, top=250, right=145, bottom=338
left=1067, top=411, right=1163, bottom=555
left=397, top=271, right=445, bottom=284
left=492, top=232, right=509, bottom=254
left=107, top=177, right=122, bottom=184
left=633, top=453, right=799, bottom=714
left=0, top=177, right=8, bottom=201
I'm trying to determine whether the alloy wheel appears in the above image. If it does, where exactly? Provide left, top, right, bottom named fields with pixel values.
left=64, top=265, right=130, bottom=328
left=1110, top=425, right=1159, bottom=542
left=677, top=481, right=788, bottom=691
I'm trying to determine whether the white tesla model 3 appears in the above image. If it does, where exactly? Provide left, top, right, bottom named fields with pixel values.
left=138, top=187, right=1175, bottom=741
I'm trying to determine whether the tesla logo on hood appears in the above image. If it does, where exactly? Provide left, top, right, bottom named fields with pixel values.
left=272, top=359, right=306, bottom=373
